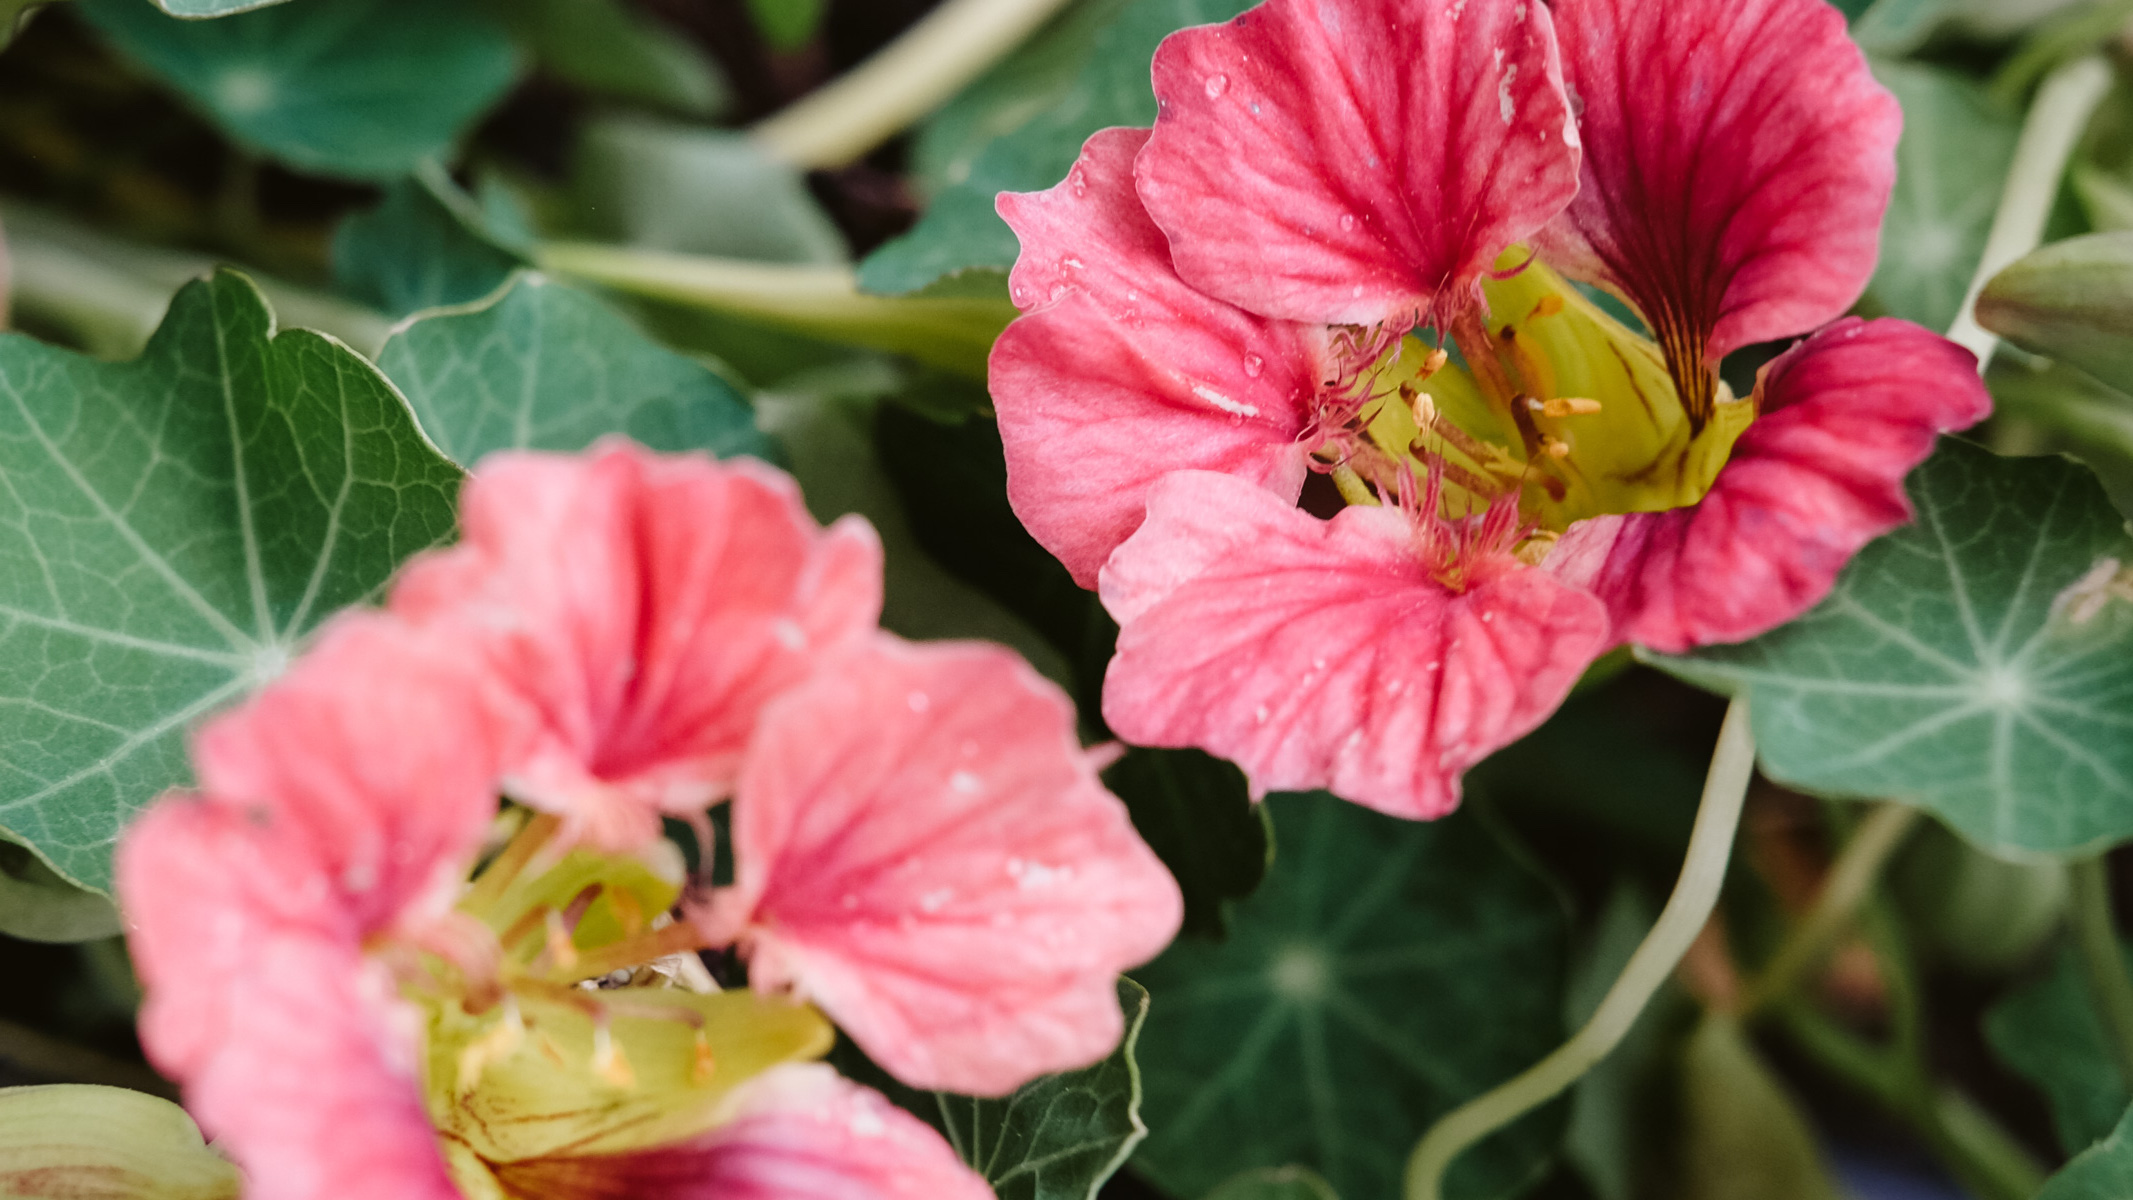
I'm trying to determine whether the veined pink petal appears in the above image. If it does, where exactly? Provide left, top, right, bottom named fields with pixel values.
left=1135, top=0, right=1579, bottom=328
left=488, top=1065, right=991, bottom=1200
left=1542, top=0, right=1899, bottom=389
left=190, top=613, right=518, bottom=933
left=117, top=803, right=456, bottom=1200
left=1550, top=319, right=1989, bottom=653
left=993, top=126, right=1317, bottom=586
left=1099, top=471, right=1610, bottom=820
left=717, top=636, right=1181, bottom=1097
left=392, top=442, right=883, bottom=849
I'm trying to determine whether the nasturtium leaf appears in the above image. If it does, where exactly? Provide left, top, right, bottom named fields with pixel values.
left=938, top=979, right=1152, bottom=1200
left=1104, top=749, right=1271, bottom=941
left=1984, top=937, right=2131, bottom=1154
left=1868, top=61, right=2019, bottom=333
left=1202, top=1166, right=1341, bottom=1200
left=1850, top=0, right=1956, bottom=54
left=0, top=838, right=118, bottom=943
left=1655, top=440, right=2133, bottom=856
left=831, top=980, right=1152, bottom=1200
left=2040, top=1103, right=2133, bottom=1200
left=858, top=0, right=1255, bottom=296
left=500, top=0, right=727, bottom=117
left=333, top=170, right=526, bottom=319
left=376, top=271, right=773, bottom=466
left=0, top=269, right=461, bottom=893
left=1979, top=233, right=2133, bottom=391
left=1985, top=353, right=2133, bottom=516
left=0, top=1085, right=239, bottom=1200
left=1132, top=795, right=1569, bottom=1200
left=1889, top=818, right=2067, bottom=974
left=76, top=0, right=521, bottom=179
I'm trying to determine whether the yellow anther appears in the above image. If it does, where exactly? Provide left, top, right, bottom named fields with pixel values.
left=543, top=910, right=580, bottom=971
left=1540, top=397, right=1603, bottom=418
left=590, top=1024, right=636, bottom=1090
left=608, top=889, right=645, bottom=939
left=1542, top=436, right=1572, bottom=460
left=455, top=999, right=525, bottom=1095
left=1419, top=347, right=1450, bottom=378
left=691, top=1030, right=718, bottom=1085
left=1528, top=294, right=1565, bottom=320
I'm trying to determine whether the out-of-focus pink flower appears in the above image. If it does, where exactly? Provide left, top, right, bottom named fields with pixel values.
left=705, top=637, right=1183, bottom=1095
left=120, top=441, right=1184, bottom=1199
left=392, top=441, right=883, bottom=851
left=488, top=1064, right=996, bottom=1200
left=990, top=0, right=1990, bottom=820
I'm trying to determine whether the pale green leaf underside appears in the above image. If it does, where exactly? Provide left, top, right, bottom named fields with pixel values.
left=376, top=272, right=775, bottom=466
left=1132, top=795, right=1567, bottom=1200
left=2040, top=1103, right=2133, bottom=1200
left=155, top=0, right=294, bottom=14
left=1868, top=60, right=2019, bottom=333
left=1659, top=440, right=2133, bottom=856
left=938, top=978, right=1150, bottom=1200
left=0, top=270, right=461, bottom=893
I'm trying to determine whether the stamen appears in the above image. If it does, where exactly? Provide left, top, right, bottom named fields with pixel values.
left=1418, top=347, right=1450, bottom=379
left=462, top=812, right=561, bottom=913
left=1540, top=436, right=1572, bottom=460
left=1526, top=294, right=1565, bottom=320
left=543, top=910, right=580, bottom=972
left=692, top=1030, right=718, bottom=1085
left=1539, top=397, right=1602, bottom=418
left=455, top=997, right=525, bottom=1095
left=590, top=1022, right=636, bottom=1090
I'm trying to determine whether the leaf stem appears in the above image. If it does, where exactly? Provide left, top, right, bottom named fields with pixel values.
left=1740, top=803, right=1921, bottom=1016
left=1402, top=697, right=1757, bottom=1200
left=1945, top=54, right=2113, bottom=370
left=751, top=0, right=1077, bottom=169
left=2069, top=854, right=2133, bottom=1093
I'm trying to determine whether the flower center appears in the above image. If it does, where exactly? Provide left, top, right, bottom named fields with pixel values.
left=398, top=812, right=831, bottom=1191
left=1319, top=250, right=1756, bottom=550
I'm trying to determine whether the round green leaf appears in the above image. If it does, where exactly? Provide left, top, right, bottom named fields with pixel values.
left=1656, top=439, right=2133, bottom=856
left=77, top=0, right=521, bottom=179
left=1985, top=937, right=2132, bottom=1154
left=0, top=270, right=462, bottom=893
left=376, top=272, right=774, bottom=466
left=1132, top=795, right=1569, bottom=1200
left=1868, top=61, right=2020, bottom=333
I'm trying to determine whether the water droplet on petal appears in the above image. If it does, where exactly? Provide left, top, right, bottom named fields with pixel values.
left=1243, top=353, right=1264, bottom=378
left=1205, top=74, right=1229, bottom=99
left=1340, top=214, right=1357, bottom=232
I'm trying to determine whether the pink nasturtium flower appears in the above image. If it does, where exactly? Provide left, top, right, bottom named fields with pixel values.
left=989, top=0, right=1993, bottom=820
left=118, top=443, right=1183, bottom=1200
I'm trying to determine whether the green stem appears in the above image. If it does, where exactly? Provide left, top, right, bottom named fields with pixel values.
left=2069, top=854, right=2133, bottom=1093
left=1403, top=698, right=1757, bottom=1200
left=1946, top=54, right=2114, bottom=371
left=751, top=0, right=1076, bottom=168
left=1741, top=804, right=1921, bottom=1016
left=0, top=1017, right=175, bottom=1099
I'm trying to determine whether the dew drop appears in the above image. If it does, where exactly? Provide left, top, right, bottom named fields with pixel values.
left=1339, top=214, right=1357, bottom=232
left=1205, top=73, right=1229, bottom=99
left=1243, top=353, right=1265, bottom=378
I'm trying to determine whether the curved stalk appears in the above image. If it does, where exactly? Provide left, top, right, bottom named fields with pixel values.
left=1403, top=698, right=1757, bottom=1200
left=752, top=0, right=1077, bottom=169
left=1946, top=54, right=2113, bottom=369
left=1740, top=803, right=1922, bottom=1016
left=2069, top=854, right=2133, bottom=1093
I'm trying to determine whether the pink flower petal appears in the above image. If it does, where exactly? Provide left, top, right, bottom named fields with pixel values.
left=190, top=613, right=517, bottom=933
left=1549, top=319, right=1989, bottom=653
left=993, top=126, right=1318, bottom=586
left=489, top=1065, right=992, bottom=1200
left=1135, top=0, right=1579, bottom=328
left=719, top=636, right=1181, bottom=1096
left=1541, top=0, right=1900, bottom=378
left=1099, top=471, right=1611, bottom=820
left=117, top=803, right=456, bottom=1200
left=393, top=442, right=883, bottom=848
